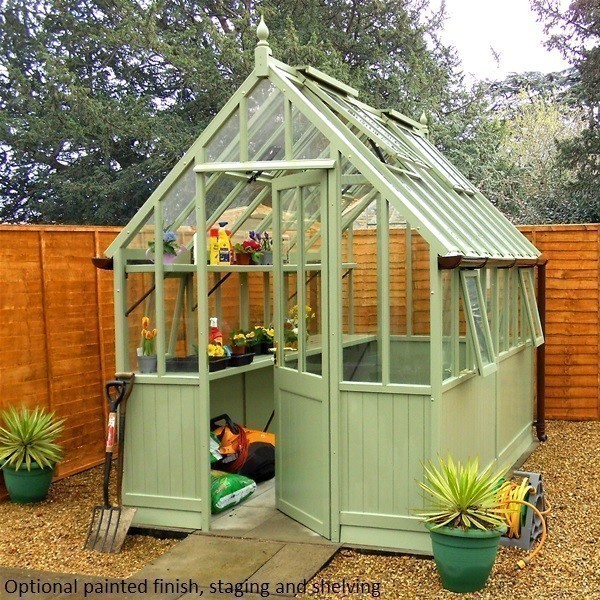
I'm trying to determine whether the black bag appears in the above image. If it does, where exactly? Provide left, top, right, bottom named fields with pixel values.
left=238, top=442, right=275, bottom=483
left=210, top=413, right=275, bottom=483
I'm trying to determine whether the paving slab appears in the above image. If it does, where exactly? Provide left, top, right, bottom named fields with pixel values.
left=244, top=511, right=336, bottom=545
left=133, top=535, right=284, bottom=586
left=246, top=543, right=339, bottom=598
left=209, top=506, right=277, bottom=535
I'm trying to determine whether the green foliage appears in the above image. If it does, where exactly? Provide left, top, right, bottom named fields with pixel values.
left=0, top=406, right=65, bottom=471
left=531, top=0, right=599, bottom=222
left=417, top=456, right=509, bottom=531
left=0, top=0, right=461, bottom=224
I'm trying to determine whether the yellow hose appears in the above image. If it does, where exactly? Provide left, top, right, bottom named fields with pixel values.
left=497, top=478, right=550, bottom=569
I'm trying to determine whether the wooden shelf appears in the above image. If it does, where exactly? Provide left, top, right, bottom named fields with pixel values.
left=125, top=262, right=356, bottom=274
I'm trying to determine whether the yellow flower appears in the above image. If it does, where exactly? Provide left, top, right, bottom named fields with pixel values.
left=267, top=328, right=275, bottom=337
left=141, top=316, right=150, bottom=328
left=145, top=330, right=154, bottom=340
left=208, top=342, right=225, bottom=357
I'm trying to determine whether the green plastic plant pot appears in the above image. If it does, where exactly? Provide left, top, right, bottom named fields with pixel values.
left=425, top=522, right=507, bottom=593
left=2, top=462, right=55, bottom=504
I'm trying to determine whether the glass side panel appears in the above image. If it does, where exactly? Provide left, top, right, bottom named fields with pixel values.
left=342, top=197, right=381, bottom=383
left=205, top=174, right=240, bottom=224
left=389, top=224, right=408, bottom=337
left=206, top=107, right=240, bottom=162
left=519, top=268, right=544, bottom=346
left=508, top=269, right=519, bottom=348
left=460, top=271, right=496, bottom=375
left=302, top=184, right=322, bottom=264
left=248, top=81, right=285, bottom=161
left=126, top=273, right=156, bottom=372
left=442, top=270, right=453, bottom=380
left=283, top=271, right=298, bottom=370
left=218, top=181, right=271, bottom=240
left=498, top=269, right=509, bottom=353
left=390, top=228, right=430, bottom=384
left=280, top=187, right=299, bottom=266
left=303, top=270, right=322, bottom=376
left=164, top=274, right=199, bottom=371
left=292, top=105, right=330, bottom=159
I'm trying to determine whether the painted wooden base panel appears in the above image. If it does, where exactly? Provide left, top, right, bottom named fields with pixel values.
left=340, top=525, right=432, bottom=555
left=131, top=506, right=204, bottom=530
left=498, top=425, right=536, bottom=470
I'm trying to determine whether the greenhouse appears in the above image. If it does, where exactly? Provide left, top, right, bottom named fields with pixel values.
left=101, top=19, right=545, bottom=553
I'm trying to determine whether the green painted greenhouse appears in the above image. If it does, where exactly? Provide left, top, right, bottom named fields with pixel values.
left=102, top=20, right=545, bottom=553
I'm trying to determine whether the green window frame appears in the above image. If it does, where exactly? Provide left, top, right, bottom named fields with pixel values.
left=460, top=270, right=497, bottom=377
left=518, top=269, right=544, bottom=347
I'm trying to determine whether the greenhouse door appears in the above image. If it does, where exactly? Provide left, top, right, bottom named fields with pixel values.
left=272, top=170, right=331, bottom=538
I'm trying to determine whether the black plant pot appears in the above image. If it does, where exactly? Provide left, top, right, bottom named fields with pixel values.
left=229, top=353, right=254, bottom=367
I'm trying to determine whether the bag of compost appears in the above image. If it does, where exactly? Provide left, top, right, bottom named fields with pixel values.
left=210, top=470, right=256, bottom=514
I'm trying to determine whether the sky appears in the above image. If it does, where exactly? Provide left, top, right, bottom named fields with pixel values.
left=430, top=0, right=571, bottom=80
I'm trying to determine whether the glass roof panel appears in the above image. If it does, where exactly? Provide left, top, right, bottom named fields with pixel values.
left=126, top=208, right=155, bottom=250
left=162, top=162, right=196, bottom=229
left=323, top=91, right=422, bottom=165
left=247, top=81, right=285, bottom=161
left=292, top=105, right=330, bottom=159
left=205, top=107, right=240, bottom=162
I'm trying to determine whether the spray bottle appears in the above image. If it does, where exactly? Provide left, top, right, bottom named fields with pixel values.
left=209, top=317, right=223, bottom=346
left=218, top=221, right=231, bottom=265
left=209, top=227, right=219, bottom=265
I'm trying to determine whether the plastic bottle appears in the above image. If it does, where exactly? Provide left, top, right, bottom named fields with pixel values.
left=209, top=317, right=224, bottom=346
left=218, top=222, right=231, bottom=265
left=209, top=227, right=219, bottom=265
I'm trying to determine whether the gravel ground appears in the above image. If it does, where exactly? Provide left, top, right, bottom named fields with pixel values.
left=0, top=419, right=598, bottom=597
left=0, top=466, right=177, bottom=578
left=302, top=420, right=600, bottom=599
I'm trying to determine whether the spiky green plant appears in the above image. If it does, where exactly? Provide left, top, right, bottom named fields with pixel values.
left=0, top=406, right=65, bottom=471
left=417, top=456, right=509, bottom=531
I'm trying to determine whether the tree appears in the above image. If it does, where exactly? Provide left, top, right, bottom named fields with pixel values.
left=0, top=0, right=464, bottom=225
left=530, top=0, right=599, bottom=222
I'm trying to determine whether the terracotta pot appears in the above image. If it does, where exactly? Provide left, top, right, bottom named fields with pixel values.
left=235, top=253, right=252, bottom=265
left=231, top=345, right=246, bottom=355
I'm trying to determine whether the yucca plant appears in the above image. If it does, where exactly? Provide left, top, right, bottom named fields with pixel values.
left=0, top=406, right=65, bottom=471
left=417, top=456, right=509, bottom=531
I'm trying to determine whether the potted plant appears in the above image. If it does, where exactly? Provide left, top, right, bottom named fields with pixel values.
left=230, top=330, right=247, bottom=355
left=147, top=229, right=186, bottom=264
left=233, top=236, right=263, bottom=265
left=251, top=326, right=275, bottom=354
left=207, top=341, right=229, bottom=372
left=138, top=315, right=157, bottom=373
left=250, top=231, right=273, bottom=265
left=0, top=405, right=65, bottom=503
left=417, top=456, right=509, bottom=593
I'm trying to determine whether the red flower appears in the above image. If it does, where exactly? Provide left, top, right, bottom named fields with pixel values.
left=242, top=239, right=261, bottom=251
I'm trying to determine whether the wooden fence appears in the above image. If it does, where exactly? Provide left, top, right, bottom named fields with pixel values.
left=520, top=225, right=600, bottom=420
left=0, top=224, right=598, bottom=492
left=0, top=225, right=119, bottom=488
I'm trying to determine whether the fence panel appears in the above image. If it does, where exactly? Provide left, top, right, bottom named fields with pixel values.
left=0, top=224, right=598, bottom=496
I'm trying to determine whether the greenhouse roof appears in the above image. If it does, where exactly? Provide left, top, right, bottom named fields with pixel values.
left=106, top=18, right=540, bottom=262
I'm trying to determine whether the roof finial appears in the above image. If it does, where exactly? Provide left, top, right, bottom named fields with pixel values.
left=256, top=16, right=270, bottom=47
left=419, top=111, right=429, bottom=137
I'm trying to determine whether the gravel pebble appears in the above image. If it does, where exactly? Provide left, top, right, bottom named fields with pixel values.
left=1, top=420, right=598, bottom=596
left=301, top=420, right=600, bottom=599
left=0, top=466, right=177, bottom=578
